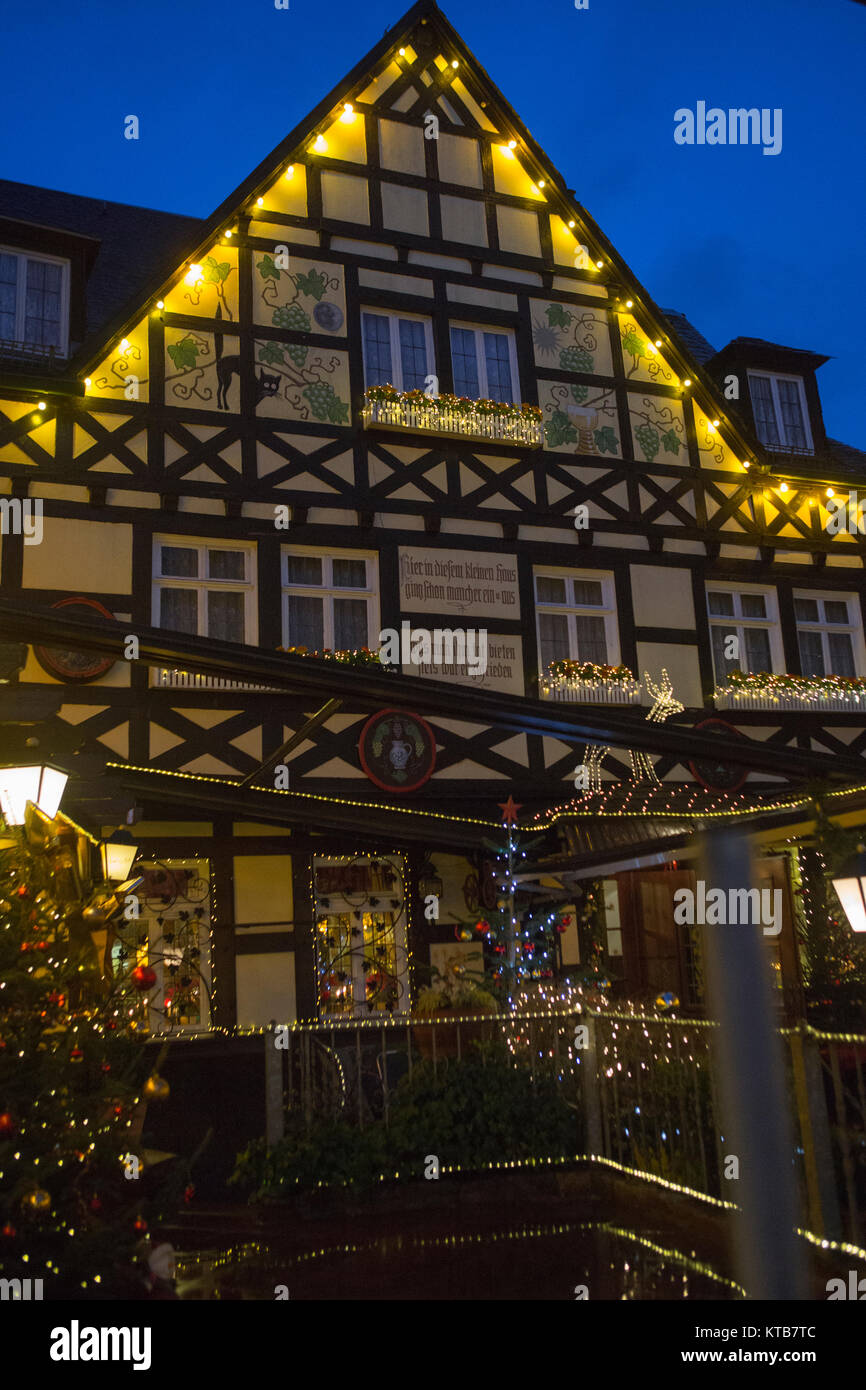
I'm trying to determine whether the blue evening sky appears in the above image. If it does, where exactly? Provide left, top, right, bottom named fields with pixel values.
left=2, top=0, right=862, bottom=447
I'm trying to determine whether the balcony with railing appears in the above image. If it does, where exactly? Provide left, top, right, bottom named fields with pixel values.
left=714, top=672, right=866, bottom=713
left=539, top=662, right=642, bottom=705
left=151, top=668, right=279, bottom=692
left=361, top=386, right=543, bottom=448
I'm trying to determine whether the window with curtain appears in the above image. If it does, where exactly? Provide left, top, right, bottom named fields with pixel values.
left=794, top=594, right=860, bottom=678
left=153, top=541, right=254, bottom=644
left=449, top=324, right=517, bottom=403
left=361, top=310, right=434, bottom=391
left=0, top=247, right=68, bottom=352
left=747, top=372, right=812, bottom=452
left=534, top=571, right=617, bottom=675
left=283, top=550, right=378, bottom=653
left=707, top=587, right=780, bottom=684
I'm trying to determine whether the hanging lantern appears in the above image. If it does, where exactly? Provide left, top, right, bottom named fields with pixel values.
left=99, top=830, right=139, bottom=883
left=0, top=764, right=67, bottom=825
left=831, top=848, right=866, bottom=934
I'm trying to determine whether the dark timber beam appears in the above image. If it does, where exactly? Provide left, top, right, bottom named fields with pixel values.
left=0, top=598, right=860, bottom=781
left=238, top=697, right=343, bottom=788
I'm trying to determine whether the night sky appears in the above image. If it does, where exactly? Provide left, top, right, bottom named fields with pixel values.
left=3, top=0, right=862, bottom=446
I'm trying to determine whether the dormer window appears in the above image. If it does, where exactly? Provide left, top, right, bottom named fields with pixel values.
left=0, top=247, right=69, bottom=357
left=747, top=371, right=812, bottom=452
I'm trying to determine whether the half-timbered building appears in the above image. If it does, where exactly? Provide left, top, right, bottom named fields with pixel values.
left=1, top=0, right=865, bottom=1030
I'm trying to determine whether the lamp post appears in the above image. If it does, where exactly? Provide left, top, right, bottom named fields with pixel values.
left=831, top=847, right=866, bottom=934
left=0, top=763, right=68, bottom=825
left=99, top=829, right=139, bottom=884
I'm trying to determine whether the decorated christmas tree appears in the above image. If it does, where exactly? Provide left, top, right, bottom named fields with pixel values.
left=797, top=803, right=866, bottom=1028
left=453, top=797, right=570, bottom=1003
left=0, top=817, right=178, bottom=1297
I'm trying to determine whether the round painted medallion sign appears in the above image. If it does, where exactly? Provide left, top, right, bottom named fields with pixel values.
left=358, top=708, right=436, bottom=793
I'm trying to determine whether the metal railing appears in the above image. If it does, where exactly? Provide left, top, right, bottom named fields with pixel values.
left=583, top=1011, right=866, bottom=1244
left=151, top=667, right=279, bottom=692
left=270, top=1009, right=578, bottom=1131
left=261, top=1008, right=864, bottom=1241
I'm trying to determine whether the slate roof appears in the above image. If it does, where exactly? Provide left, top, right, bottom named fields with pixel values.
left=659, top=308, right=717, bottom=364
left=0, top=179, right=204, bottom=346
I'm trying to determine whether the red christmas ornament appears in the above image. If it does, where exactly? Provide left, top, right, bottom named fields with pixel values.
left=131, top=965, right=156, bottom=991
left=16, top=885, right=28, bottom=898
left=0, top=1112, right=15, bottom=1137
left=1, top=1223, right=16, bottom=1240
left=561, top=915, right=572, bottom=925
left=113, top=1104, right=124, bottom=1118
left=133, top=1215, right=148, bottom=1234
left=70, top=1047, right=84, bottom=1063
left=183, top=1184, right=195, bottom=1205
left=101, top=1062, right=111, bottom=1073
left=474, top=920, right=489, bottom=934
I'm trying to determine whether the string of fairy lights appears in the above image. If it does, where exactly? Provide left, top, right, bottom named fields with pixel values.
left=8, top=20, right=826, bottom=522
left=174, top=1217, right=750, bottom=1299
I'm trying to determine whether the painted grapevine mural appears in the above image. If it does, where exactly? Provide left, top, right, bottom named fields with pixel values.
left=530, top=301, right=613, bottom=378
left=252, top=253, right=351, bottom=422
left=628, top=394, right=686, bottom=465
left=163, top=248, right=239, bottom=321
left=617, top=313, right=680, bottom=387
left=532, top=301, right=619, bottom=455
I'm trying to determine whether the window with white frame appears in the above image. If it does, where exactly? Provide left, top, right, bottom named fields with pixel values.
left=0, top=247, right=69, bottom=354
left=361, top=309, right=434, bottom=391
left=282, top=549, right=379, bottom=652
left=534, top=570, right=619, bottom=672
left=706, top=585, right=782, bottom=684
left=153, top=539, right=256, bottom=644
left=794, top=592, right=862, bottom=679
left=449, top=323, right=519, bottom=403
left=747, top=372, right=813, bottom=452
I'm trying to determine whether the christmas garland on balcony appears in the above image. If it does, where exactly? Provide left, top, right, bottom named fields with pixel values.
left=278, top=645, right=391, bottom=670
left=719, top=669, right=866, bottom=701
left=544, top=660, right=637, bottom=686
left=363, top=383, right=543, bottom=422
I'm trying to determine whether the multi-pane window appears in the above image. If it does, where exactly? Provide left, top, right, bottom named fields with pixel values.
left=794, top=593, right=861, bottom=678
left=450, top=325, right=518, bottom=403
left=534, top=571, right=618, bottom=671
left=282, top=550, right=378, bottom=652
left=361, top=310, right=434, bottom=391
left=153, top=539, right=256, bottom=644
left=707, top=586, right=780, bottom=684
left=0, top=247, right=68, bottom=353
left=747, top=372, right=812, bottom=452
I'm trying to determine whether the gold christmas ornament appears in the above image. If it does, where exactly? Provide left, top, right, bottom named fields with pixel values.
left=143, top=1073, right=170, bottom=1102
left=23, top=1187, right=51, bottom=1212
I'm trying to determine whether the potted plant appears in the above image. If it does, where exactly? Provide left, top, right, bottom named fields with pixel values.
left=412, top=954, right=499, bottom=1059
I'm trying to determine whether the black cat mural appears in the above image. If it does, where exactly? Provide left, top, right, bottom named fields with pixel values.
left=214, top=304, right=281, bottom=410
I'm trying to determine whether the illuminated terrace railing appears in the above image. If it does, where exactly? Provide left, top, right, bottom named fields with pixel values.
left=539, top=664, right=642, bottom=705
left=715, top=675, right=866, bottom=714
left=361, top=389, right=543, bottom=448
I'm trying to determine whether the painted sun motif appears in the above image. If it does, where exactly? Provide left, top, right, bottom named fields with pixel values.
left=532, top=319, right=563, bottom=357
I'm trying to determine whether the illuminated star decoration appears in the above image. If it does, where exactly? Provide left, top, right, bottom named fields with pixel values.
left=499, top=795, right=522, bottom=826
left=630, top=669, right=684, bottom=784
